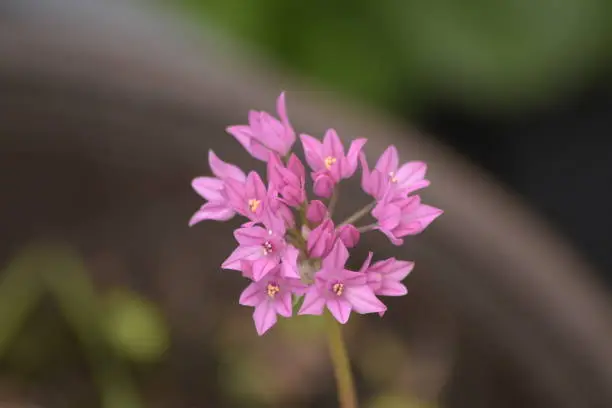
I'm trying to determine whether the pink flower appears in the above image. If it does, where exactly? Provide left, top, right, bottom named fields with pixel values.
left=307, top=219, right=337, bottom=258
left=360, top=146, right=430, bottom=200
left=267, top=153, right=306, bottom=207
left=359, top=253, right=414, bottom=297
left=226, top=92, right=296, bottom=161
left=299, top=241, right=386, bottom=323
left=223, top=170, right=286, bottom=228
left=239, top=266, right=305, bottom=335
left=222, top=222, right=300, bottom=281
left=190, top=92, right=445, bottom=335
left=337, top=224, right=360, bottom=248
left=306, top=200, right=328, bottom=225
left=189, top=150, right=246, bottom=226
left=301, top=129, right=367, bottom=183
left=372, top=194, right=443, bottom=246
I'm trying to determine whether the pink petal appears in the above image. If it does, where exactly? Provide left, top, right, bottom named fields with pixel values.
left=323, top=128, right=345, bottom=158
left=374, top=145, right=399, bottom=175
left=401, top=204, right=443, bottom=233
left=366, top=271, right=383, bottom=292
left=376, top=227, right=404, bottom=246
left=234, top=226, right=268, bottom=246
left=374, top=170, right=391, bottom=200
left=306, top=200, right=328, bottom=225
left=266, top=153, right=284, bottom=188
left=222, top=246, right=261, bottom=270
left=249, top=139, right=274, bottom=162
left=358, top=252, right=374, bottom=274
left=397, top=180, right=431, bottom=196
left=377, top=259, right=414, bottom=281
left=240, top=260, right=254, bottom=279
left=372, top=202, right=401, bottom=230
left=337, top=224, right=360, bottom=248
left=223, top=178, right=247, bottom=213
left=280, top=245, right=300, bottom=278
left=188, top=202, right=235, bottom=225
left=395, top=161, right=427, bottom=187
left=251, top=257, right=278, bottom=281
left=255, top=116, right=286, bottom=154
left=327, top=298, right=352, bottom=324
left=344, top=286, right=387, bottom=314
left=226, top=125, right=254, bottom=155
left=339, top=269, right=368, bottom=286
left=312, top=172, right=335, bottom=198
left=344, top=138, right=368, bottom=178
left=239, top=282, right=265, bottom=307
left=208, top=150, right=246, bottom=181
left=300, top=134, right=324, bottom=172
left=273, top=291, right=293, bottom=318
left=191, top=177, right=224, bottom=202
left=288, top=279, right=307, bottom=296
left=359, top=152, right=372, bottom=194
left=276, top=91, right=290, bottom=126
left=246, top=172, right=267, bottom=202
left=322, top=241, right=349, bottom=271
left=287, top=154, right=305, bottom=180
left=298, top=287, right=326, bottom=316
left=307, top=219, right=334, bottom=258
left=269, top=204, right=294, bottom=230
left=378, top=281, right=408, bottom=296
left=253, top=301, right=278, bottom=335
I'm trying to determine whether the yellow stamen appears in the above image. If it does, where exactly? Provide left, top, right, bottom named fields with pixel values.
left=262, top=241, right=273, bottom=255
left=389, top=171, right=398, bottom=183
left=248, top=198, right=261, bottom=212
left=332, top=282, right=344, bottom=296
left=324, top=156, right=337, bottom=170
left=266, top=282, right=280, bottom=298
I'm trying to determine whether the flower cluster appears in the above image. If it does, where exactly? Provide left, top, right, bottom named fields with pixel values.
left=190, top=92, right=442, bottom=335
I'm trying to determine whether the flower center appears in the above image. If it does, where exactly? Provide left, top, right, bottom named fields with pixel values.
left=389, top=171, right=398, bottom=183
left=248, top=198, right=261, bottom=212
left=332, top=282, right=344, bottom=296
left=262, top=241, right=274, bottom=255
left=266, top=282, right=280, bottom=298
left=324, top=156, right=337, bottom=170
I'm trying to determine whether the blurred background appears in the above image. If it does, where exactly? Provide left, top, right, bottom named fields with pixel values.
left=2, top=0, right=612, bottom=407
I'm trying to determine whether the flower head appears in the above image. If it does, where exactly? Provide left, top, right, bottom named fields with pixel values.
left=226, top=92, right=296, bottom=161
left=190, top=92, right=442, bottom=335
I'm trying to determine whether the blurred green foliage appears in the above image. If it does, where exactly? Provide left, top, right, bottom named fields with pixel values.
left=177, top=0, right=612, bottom=112
left=0, top=243, right=169, bottom=408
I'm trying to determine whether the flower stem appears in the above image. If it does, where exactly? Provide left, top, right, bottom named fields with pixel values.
left=325, top=312, right=358, bottom=408
left=338, top=201, right=376, bottom=227
left=328, top=188, right=339, bottom=217
left=356, top=224, right=376, bottom=233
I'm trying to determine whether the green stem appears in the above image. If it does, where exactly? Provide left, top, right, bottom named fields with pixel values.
left=325, top=313, right=358, bottom=408
left=328, top=188, right=339, bottom=217
left=338, top=202, right=376, bottom=227
left=356, top=224, right=376, bottom=233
